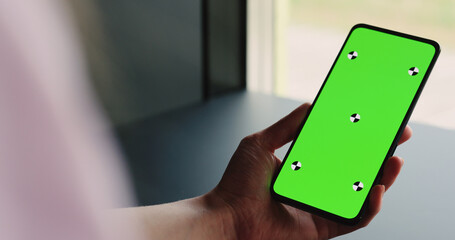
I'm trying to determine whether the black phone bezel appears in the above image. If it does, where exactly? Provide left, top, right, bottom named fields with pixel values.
left=270, top=23, right=441, bottom=226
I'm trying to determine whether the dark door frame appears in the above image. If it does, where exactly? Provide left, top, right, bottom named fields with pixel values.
left=202, top=0, right=247, bottom=100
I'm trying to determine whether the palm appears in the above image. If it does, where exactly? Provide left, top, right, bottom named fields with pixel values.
left=214, top=104, right=410, bottom=240
left=216, top=136, right=339, bottom=240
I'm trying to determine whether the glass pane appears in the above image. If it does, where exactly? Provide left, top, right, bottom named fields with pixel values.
left=277, top=0, right=455, bottom=129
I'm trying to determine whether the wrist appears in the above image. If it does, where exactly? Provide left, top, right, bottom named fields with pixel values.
left=134, top=190, right=237, bottom=240
left=197, top=190, right=237, bottom=240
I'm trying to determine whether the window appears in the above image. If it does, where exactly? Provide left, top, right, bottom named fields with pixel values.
left=249, top=0, right=455, bottom=129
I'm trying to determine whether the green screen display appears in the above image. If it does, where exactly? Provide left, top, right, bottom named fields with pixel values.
left=272, top=25, right=438, bottom=220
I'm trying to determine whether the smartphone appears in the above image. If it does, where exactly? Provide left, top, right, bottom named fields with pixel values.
left=271, top=24, right=440, bottom=225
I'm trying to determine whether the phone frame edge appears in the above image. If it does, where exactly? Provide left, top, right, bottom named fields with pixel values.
left=270, top=23, right=441, bottom=226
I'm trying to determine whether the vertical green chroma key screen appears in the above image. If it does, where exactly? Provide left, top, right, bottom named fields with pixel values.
left=272, top=25, right=438, bottom=220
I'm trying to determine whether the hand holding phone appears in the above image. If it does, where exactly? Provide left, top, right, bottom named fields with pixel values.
left=271, top=24, right=440, bottom=225
left=212, top=103, right=411, bottom=239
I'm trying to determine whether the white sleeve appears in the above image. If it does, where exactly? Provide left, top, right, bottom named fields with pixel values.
left=0, top=0, right=145, bottom=239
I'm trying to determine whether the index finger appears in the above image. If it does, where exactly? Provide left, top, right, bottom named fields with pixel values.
left=398, top=126, right=412, bottom=145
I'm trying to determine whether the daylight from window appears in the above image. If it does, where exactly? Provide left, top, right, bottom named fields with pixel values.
left=276, top=0, right=455, bottom=129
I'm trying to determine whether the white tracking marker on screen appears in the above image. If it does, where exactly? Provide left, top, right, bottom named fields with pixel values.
left=409, top=67, right=419, bottom=76
left=348, top=51, right=358, bottom=60
left=350, top=113, right=360, bottom=123
left=291, top=161, right=301, bottom=171
left=353, top=181, right=364, bottom=191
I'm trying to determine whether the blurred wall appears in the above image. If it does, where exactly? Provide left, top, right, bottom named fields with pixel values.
left=71, top=0, right=245, bottom=126
left=81, top=0, right=203, bottom=126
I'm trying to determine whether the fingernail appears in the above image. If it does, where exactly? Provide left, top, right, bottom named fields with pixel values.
left=381, top=185, right=386, bottom=197
left=400, top=157, right=404, bottom=166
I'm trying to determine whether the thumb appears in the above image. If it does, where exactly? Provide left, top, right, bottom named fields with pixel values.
left=259, top=103, right=311, bottom=151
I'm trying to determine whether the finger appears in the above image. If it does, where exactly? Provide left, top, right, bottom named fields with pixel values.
left=380, top=156, right=404, bottom=191
left=338, top=156, right=403, bottom=234
left=260, top=103, right=311, bottom=151
left=273, top=155, right=282, bottom=166
left=358, top=184, right=385, bottom=228
left=398, top=126, right=412, bottom=145
left=336, top=185, right=385, bottom=235
left=349, top=156, right=403, bottom=230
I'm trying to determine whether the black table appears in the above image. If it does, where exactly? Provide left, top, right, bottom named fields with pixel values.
left=117, top=91, right=455, bottom=239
